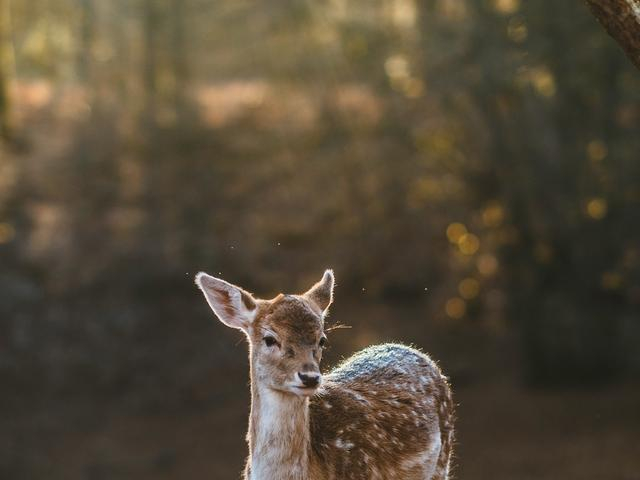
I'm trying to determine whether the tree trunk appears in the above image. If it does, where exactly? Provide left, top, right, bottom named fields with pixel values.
left=171, top=0, right=188, bottom=117
left=584, top=0, right=640, bottom=70
left=142, top=0, right=158, bottom=127
left=0, top=0, right=13, bottom=141
left=76, top=0, right=95, bottom=83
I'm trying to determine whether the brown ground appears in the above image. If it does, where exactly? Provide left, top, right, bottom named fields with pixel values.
left=2, top=297, right=638, bottom=479
left=3, top=370, right=639, bottom=480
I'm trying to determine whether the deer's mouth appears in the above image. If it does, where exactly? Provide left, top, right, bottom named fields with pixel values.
left=291, top=385, right=320, bottom=397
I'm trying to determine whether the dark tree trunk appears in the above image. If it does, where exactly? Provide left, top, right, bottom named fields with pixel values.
left=142, top=0, right=159, bottom=127
left=171, top=0, right=188, bottom=116
left=76, top=0, right=95, bottom=82
left=0, top=58, right=9, bottom=142
left=584, top=0, right=640, bottom=70
left=0, top=0, right=12, bottom=141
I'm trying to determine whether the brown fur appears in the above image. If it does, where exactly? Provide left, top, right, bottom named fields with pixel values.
left=195, top=271, right=454, bottom=480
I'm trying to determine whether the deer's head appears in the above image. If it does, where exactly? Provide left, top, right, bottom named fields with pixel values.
left=195, top=270, right=334, bottom=397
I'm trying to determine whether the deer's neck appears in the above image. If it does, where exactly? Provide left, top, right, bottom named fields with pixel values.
left=247, top=383, right=311, bottom=480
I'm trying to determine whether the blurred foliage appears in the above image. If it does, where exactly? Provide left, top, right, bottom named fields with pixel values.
left=0, top=0, right=639, bottom=390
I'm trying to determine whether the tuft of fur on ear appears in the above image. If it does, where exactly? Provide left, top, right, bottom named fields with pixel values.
left=195, top=272, right=257, bottom=331
left=303, top=269, right=335, bottom=313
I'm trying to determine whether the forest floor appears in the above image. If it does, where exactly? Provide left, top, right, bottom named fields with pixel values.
left=3, top=364, right=640, bottom=479
left=2, top=297, right=640, bottom=480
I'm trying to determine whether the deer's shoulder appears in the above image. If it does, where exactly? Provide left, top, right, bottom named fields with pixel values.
left=307, top=344, right=446, bottom=478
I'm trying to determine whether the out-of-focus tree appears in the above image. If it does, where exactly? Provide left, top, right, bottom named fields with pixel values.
left=0, top=0, right=14, bottom=141
left=1, top=0, right=638, bottom=391
left=142, top=0, right=158, bottom=127
left=418, top=0, right=639, bottom=384
left=170, top=0, right=188, bottom=115
left=75, top=0, right=94, bottom=82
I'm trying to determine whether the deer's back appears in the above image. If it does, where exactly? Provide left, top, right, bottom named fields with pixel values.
left=308, top=344, right=453, bottom=480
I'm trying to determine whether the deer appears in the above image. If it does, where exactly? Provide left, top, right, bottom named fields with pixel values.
left=195, top=269, right=454, bottom=480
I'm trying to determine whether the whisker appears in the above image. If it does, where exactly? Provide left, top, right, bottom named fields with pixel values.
left=325, top=323, right=352, bottom=332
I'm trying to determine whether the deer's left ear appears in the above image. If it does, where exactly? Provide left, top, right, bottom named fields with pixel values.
left=303, top=269, right=335, bottom=313
left=195, top=272, right=257, bottom=332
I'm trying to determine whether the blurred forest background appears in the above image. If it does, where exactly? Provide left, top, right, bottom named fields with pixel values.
left=1, top=0, right=639, bottom=479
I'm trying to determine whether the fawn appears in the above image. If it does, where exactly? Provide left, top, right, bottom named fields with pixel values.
left=195, top=269, right=454, bottom=480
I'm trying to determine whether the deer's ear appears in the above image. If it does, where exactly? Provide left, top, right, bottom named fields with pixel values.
left=195, top=272, right=257, bottom=331
left=303, top=269, right=335, bottom=313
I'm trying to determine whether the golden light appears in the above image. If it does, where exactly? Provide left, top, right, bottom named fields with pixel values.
left=390, top=0, right=416, bottom=28
left=492, top=0, right=520, bottom=15
left=431, top=132, right=455, bottom=156
left=587, top=140, right=607, bottom=162
left=384, top=54, right=410, bottom=80
left=507, top=17, right=528, bottom=43
left=482, top=202, right=505, bottom=227
left=458, top=278, right=480, bottom=300
left=385, top=55, right=423, bottom=97
left=601, top=271, right=622, bottom=290
left=402, top=78, right=425, bottom=98
left=458, top=233, right=480, bottom=255
left=585, top=197, right=608, bottom=220
left=407, top=178, right=443, bottom=208
left=0, top=223, right=15, bottom=244
left=477, top=254, right=498, bottom=276
left=439, top=0, right=469, bottom=21
left=445, top=297, right=466, bottom=319
left=531, top=66, right=556, bottom=98
left=446, top=222, right=467, bottom=244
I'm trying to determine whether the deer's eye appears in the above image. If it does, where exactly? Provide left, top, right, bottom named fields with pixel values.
left=318, top=336, right=328, bottom=348
left=263, top=336, right=279, bottom=348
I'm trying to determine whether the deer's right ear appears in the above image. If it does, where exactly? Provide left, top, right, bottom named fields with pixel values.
left=195, top=272, right=257, bottom=331
left=303, top=269, right=335, bottom=313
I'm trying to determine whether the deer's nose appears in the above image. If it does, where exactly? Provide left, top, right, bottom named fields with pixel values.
left=298, top=372, right=321, bottom=388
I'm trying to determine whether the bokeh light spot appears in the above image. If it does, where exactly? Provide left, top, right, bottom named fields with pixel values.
left=493, top=0, right=520, bottom=15
left=384, top=54, right=409, bottom=80
left=439, top=0, right=469, bottom=20
left=390, top=0, right=416, bottom=28
left=507, top=17, right=528, bottom=42
left=587, top=140, right=607, bottom=162
left=445, top=297, right=466, bottom=319
left=482, top=202, right=505, bottom=227
left=586, top=197, right=608, bottom=220
left=458, top=233, right=480, bottom=255
left=477, top=254, right=499, bottom=276
left=403, top=78, right=425, bottom=98
left=458, top=278, right=480, bottom=300
left=446, top=222, right=467, bottom=244
left=531, top=66, right=556, bottom=98
left=0, top=223, right=16, bottom=244
left=407, top=177, right=443, bottom=208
